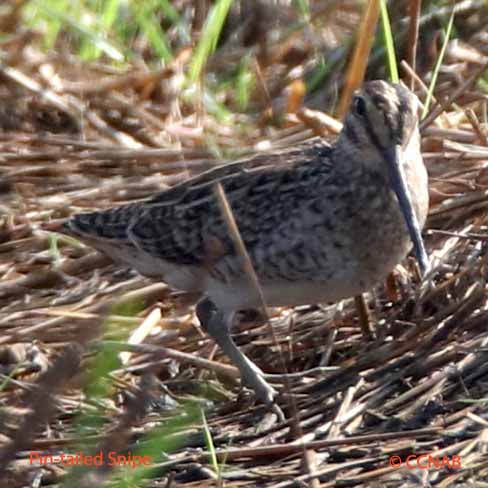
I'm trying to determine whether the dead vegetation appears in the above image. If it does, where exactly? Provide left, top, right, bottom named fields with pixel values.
left=1, top=0, right=488, bottom=486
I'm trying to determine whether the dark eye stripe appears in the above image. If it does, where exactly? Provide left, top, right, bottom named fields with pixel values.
left=362, top=108, right=384, bottom=153
left=397, top=92, right=409, bottom=143
left=352, top=84, right=384, bottom=151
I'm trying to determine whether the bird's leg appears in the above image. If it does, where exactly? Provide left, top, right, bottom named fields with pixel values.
left=354, top=295, right=374, bottom=340
left=196, top=297, right=278, bottom=406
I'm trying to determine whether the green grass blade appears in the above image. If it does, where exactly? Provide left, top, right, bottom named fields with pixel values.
left=422, top=7, right=456, bottom=118
left=201, top=408, right=220, bottom=478
left=132, top=2, right=173, bottom=64
left=33, top=0, right=125, bottom=61
left=294, top=0, right=310, bottom=20
left=236, top=56, right=254, bottom=111
left=379, top=0, right=398, bottom=83
left=159, top=0, right=191, bottom=43
left=189, top=0, right=233, bottom=82
left=81, top=0, right=122, bottom=59
left=157, top=0, right=180, bottom=24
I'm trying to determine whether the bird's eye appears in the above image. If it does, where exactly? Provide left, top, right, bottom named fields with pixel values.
left=352, top=96, right=367, bottom=117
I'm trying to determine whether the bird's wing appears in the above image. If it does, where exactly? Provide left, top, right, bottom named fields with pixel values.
left=127, top=139, right=335, bottom=269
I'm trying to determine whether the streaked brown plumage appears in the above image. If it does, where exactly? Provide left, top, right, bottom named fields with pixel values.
left=57, top=80, right=429, bottom=406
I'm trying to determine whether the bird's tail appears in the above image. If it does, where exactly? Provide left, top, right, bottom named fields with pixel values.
left=46, top=203, right=144, bottom=242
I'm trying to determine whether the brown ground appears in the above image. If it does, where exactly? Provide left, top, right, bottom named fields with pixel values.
left=1, top=1, right=488, bottom=486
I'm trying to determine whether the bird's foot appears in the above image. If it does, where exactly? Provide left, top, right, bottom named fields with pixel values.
left=239, top=366, right=285, bottom=422
left=241, top=366, right=278, bottom=406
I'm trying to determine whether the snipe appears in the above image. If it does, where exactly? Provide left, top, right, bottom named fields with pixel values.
left=56, top=80, right=429, bottom=406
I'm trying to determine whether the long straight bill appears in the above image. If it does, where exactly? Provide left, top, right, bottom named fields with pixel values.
left=387, top=145, right=429, bottom=276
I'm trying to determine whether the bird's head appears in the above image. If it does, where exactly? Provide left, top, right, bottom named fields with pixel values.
left=340, top=80, right=429, bottom=275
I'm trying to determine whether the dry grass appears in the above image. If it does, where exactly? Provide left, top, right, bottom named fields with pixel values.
left=1, top=1, right=488, bottom=486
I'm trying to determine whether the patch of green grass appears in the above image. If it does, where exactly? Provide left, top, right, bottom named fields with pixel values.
left=47, top=233, right=61, bottom=263
left=306, top=50, right=348, bottom=95
left=130, top=0, right=173, bottom=64
left=188, top=0, right=233, bottom=82
left=0, top=364, right=23, bottom=392
left=293, top=0, right=310, bottom=20
left=23, top=0, right=185, bottom=63
left=25, top=0, right=125, bottom=61
left=479, top=76, right=488, bottom=94
left=158, top=0, right=191, bottom=44
left=109, top=402, right=200, bottom=488
left=70, top=305, right=139, bottom=438
left=79, top=0, right=121, bottom=60
left=235, top=56, right=254, bottom=111
left=60, top=301, right=200, bottom=486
